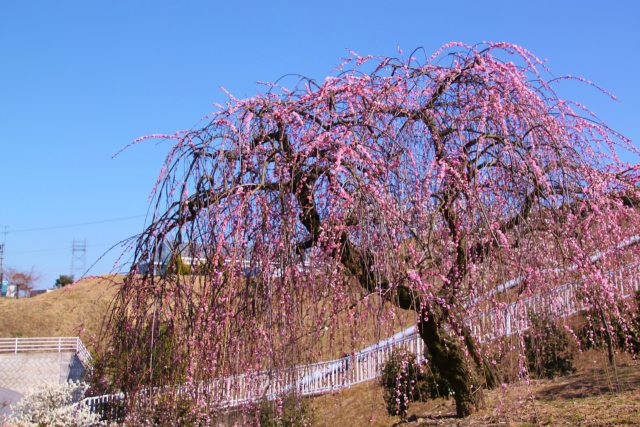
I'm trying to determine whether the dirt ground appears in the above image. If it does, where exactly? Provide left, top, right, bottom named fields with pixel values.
left=312, top=351, right=640, bottom=427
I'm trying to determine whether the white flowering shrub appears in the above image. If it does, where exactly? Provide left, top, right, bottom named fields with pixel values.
left=6, top=381, right=104, bottom=427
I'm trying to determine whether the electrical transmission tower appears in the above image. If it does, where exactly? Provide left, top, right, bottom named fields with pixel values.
left=0, top=242, right=4, bottom=284
left=0, top=226, right=7, bottom=285
left=70, top=239, right=87, bottom=278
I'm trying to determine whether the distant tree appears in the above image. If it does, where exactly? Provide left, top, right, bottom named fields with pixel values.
left=6, top=268, right=39, bottom=298
left=108, top=42, right=640, bottom=418
left=54, top=275, right=74, bottom=288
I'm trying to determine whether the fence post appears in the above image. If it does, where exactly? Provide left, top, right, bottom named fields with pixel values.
left=58, top=337, right=62, bottom=352
left=14, top=338, right=18, bottom=353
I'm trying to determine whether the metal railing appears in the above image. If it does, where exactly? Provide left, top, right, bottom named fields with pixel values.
left=75, top=337, right=93, bottom=369
left=81, top=331, right=424, bottom=418
left=468, top=262, right=640, bottom=342
left=81, top=263, right=640, bottom=418
left=0, top=336, right=77, bottom=353
left=0, top=336, right=93, bottom=371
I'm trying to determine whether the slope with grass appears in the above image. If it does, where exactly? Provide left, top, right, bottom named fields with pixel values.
left=0, top=276, right=120, bottom=350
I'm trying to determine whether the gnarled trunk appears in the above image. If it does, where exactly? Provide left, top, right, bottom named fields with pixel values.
left=337, top=238, right=484, bottom=417
left=462, top=325, right=501, bottom=390
left=418, top=310, right=479, bottom=417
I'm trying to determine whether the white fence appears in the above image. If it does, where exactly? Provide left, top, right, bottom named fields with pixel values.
left=81, top=263, right=640, bottom=418
left=0, top=336, right=93, bottom=370
left=469, top=262, right=640, bottom=342
left=81, top=330, right=424, bottom=418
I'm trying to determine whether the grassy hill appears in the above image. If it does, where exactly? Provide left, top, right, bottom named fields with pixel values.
left=0, top=276, right=120, bottom=348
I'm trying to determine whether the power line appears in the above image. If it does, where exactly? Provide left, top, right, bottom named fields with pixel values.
left=6, top=214, right=146, bottom=234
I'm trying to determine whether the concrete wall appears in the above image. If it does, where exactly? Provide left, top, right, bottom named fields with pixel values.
left=0, top=352, right=86, bottom=395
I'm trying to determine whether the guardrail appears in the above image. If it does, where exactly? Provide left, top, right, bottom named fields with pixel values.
left=81, top=262, right=640, bottom=418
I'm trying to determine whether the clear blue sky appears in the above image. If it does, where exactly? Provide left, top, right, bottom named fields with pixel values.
left=1, top=1, right=638, bottom=289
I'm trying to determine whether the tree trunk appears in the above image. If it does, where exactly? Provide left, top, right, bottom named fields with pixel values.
left=418, top=310, right=478, bottom=418
left=337, top=238, right=482, bottom=417
left=462, top=325, right=501, bottom=389
left=600, top=310, right=621, bottom=392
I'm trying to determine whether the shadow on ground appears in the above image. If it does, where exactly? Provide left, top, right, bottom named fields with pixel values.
left=536, top=362, right=640, bottom=400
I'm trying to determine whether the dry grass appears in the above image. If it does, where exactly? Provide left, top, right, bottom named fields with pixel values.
left=312, top=351, right=640, bottom=426
left=0, top=276, right=120, bottom=350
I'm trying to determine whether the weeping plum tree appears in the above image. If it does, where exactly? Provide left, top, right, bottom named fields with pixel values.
left=107, top=42, right=640, bottom=419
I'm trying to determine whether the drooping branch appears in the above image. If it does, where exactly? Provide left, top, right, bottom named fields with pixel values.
left=107, top=42, right=640, bottom=421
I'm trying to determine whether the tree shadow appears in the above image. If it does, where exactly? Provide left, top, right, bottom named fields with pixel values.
left=392, top=412, right=458, bottom=426
left=536, top=363, right=640, bottom=400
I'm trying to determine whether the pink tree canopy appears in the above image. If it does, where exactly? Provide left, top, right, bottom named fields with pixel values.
left=108, top=42, right=640, bottom=418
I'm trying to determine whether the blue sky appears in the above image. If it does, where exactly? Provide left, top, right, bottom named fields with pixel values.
left=1, top=1, right=638, bottom=289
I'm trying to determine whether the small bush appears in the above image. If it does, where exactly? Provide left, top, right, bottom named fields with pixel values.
left=91, top=398, right=126, bottom=424
left=119, top=391, right=214, bottom=426
left=380, top=349, right=451, bottom=418
left=149, top=393, right=202, bottom=426
left=524, top=313, right=577, bottom=379
left=256, top=393, right=314, bottom=427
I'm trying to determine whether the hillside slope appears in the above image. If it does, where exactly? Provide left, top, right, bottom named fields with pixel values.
left=0, top=276, right=120, bottom=347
